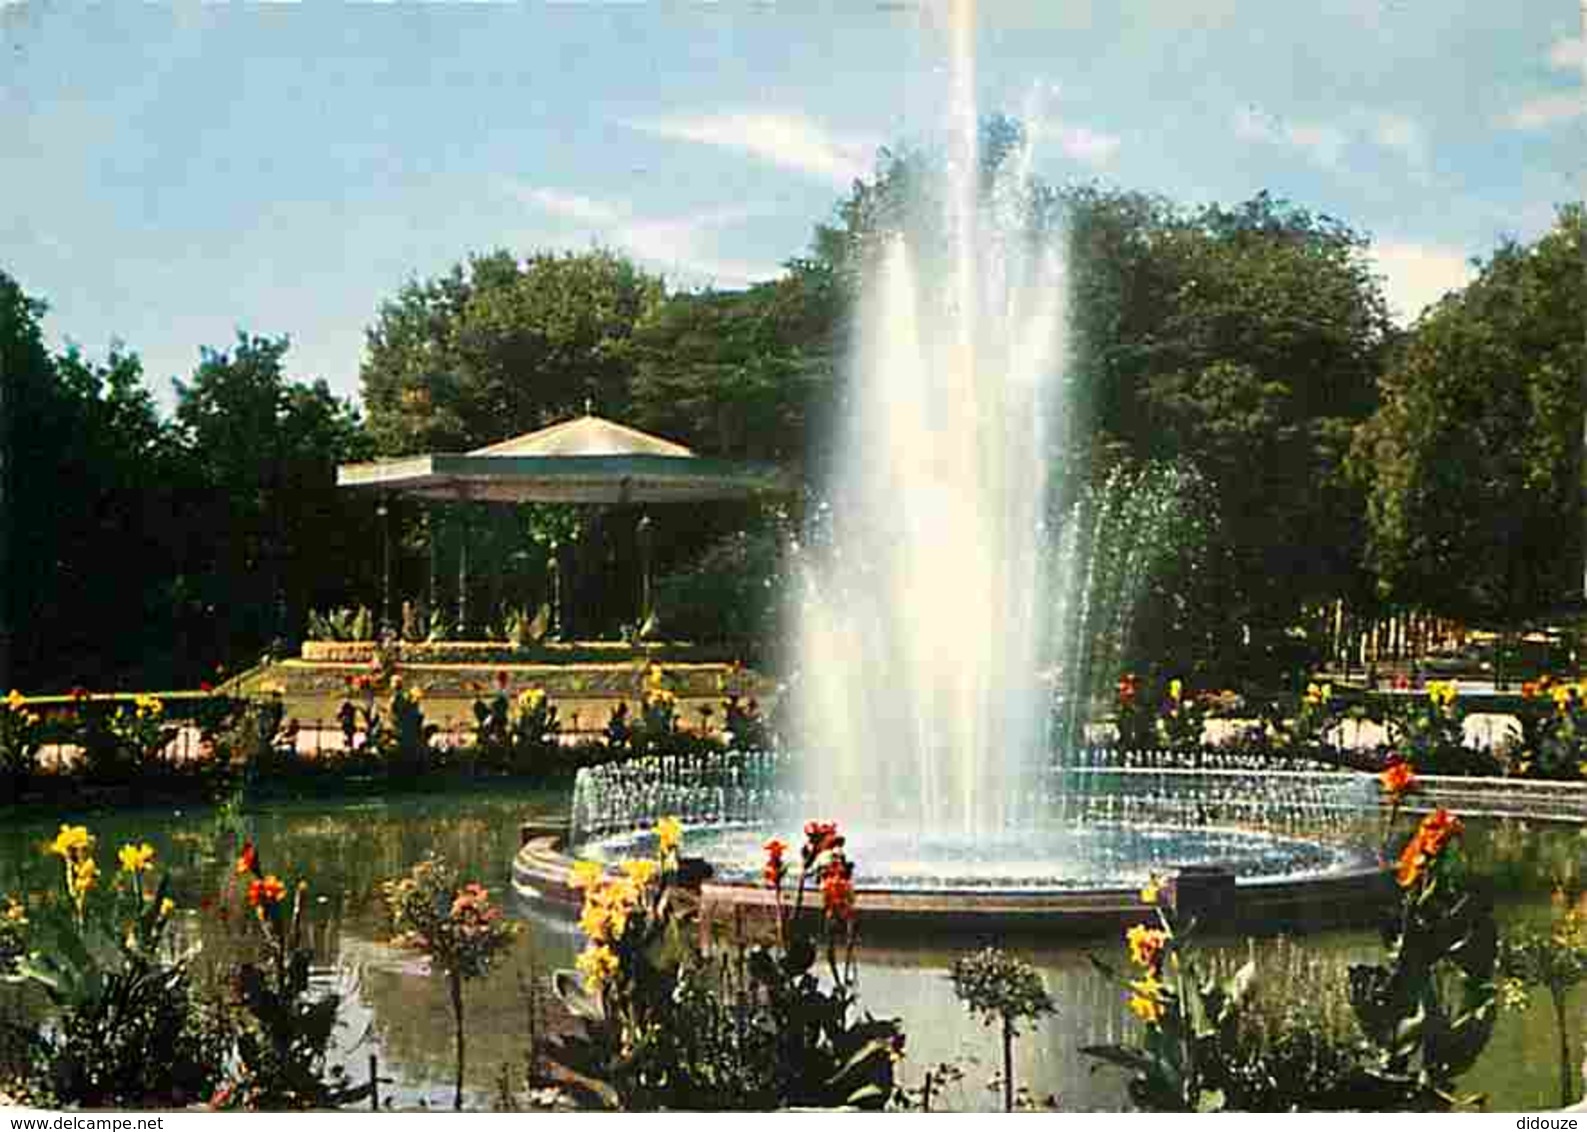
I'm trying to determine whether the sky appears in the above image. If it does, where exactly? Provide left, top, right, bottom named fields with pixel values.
left=2, top=1, right=1582, bottom=416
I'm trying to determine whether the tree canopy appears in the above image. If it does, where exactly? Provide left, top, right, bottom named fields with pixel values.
left=1353, top=204, right=1585, bottom=627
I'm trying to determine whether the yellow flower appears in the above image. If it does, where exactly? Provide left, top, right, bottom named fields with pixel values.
left=70, top=857, right=99, bottom=897
left=518, top=687, right=547, bottom=711
left=117, top=843, right=156, bottom=874
left=159, top=897, right=175, bottom=918
left=1140, top=875, right=1162, bottom=904
left=569, top=860, right=605, bottom=891
left=48, top=825, right=94, bottom=859
left=644, top=664, right=666, bottom=692
left=1126, top=924, right=1169, bottom=969
left=5, top=689, right=25, bottom=711
left=1168, top=679, right=1183, bottom=703
left=1554, top=685, right=1574, bottom=711
left=3, top=897, right=27, bottom=926
left=575, top=943, right=620, bottom=994
left=578, top=900, right=612, bottom=943
left=133, top=693, right=164, bottom=717
left=1127, top=973, right=1167, bottom=1024
left=620, top=858, right=659, bottom=888
left=1427, top=681, right=1458, bottom=710
left=655, top=816, right=683, bottom=856
left=410, top=686, right=425, bottom=703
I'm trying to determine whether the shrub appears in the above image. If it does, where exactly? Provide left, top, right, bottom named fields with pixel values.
left=949, top=947, right=1055, bottom=1112
left=212, top=840, right=370, bottom=1110
left=1085, top=804, right=1498, bottom=1111
left=549, top=818, right=904, bottom=1111
left=383, top=855, right=520, bottom=1111
left=7, top=826, right=228, bottom=1108
left=0, top=692, right=44, bottom=801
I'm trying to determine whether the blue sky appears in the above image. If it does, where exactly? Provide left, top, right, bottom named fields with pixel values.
left=2, top=1, right=1580, bottom=415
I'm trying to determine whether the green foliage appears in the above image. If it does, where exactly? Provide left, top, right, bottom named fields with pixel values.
left=1353, top=205, right=1585, bottom=625
left=1347, top=810, right=1497, bottom=1109
left=471, top=683, right=562, bottom=774
left=306, top=606, right=375, bottom=642
left=1497, top=908, right=1587, bottom=1106
left=950, top=947, right=1056, bottom=1112
left=1380, top=682, right=1498, bottom=776
left=218, top=842, right=370, bottom=1110
left=1086, top=809, right=1498, bottom=1111
left=1507, top=679, right=1587, bottom=779
left=384, top=854, right=520, bottom=1110
left=652, top=524, right=788, bottom=659
left=360, top=249, right=665, bottom=455
left=6, top=828, right=227, bottom=1108
left=550, top=822, right=904, bottom=1111
left=0, top=695, right=44, bottom=799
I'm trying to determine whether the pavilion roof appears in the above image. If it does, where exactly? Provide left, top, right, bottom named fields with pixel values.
left=337, top=414, right=790, bottom=504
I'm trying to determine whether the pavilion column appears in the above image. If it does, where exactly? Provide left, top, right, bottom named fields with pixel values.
left=455, top=501, right=471, bottom=639
left=377, top=497, right=393, bottom=639
left=548, top=540, right=563, bottom=640
left=427, top=504, right=439, bottom=635
left=636, top=511, right=654, bottom=631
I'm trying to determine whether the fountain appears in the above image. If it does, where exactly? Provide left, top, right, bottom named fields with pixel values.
left=515, top=0, right=1387, bottom=932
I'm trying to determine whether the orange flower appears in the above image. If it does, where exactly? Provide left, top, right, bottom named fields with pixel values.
left=1395, top=808, right=1464, bottom=888
left=235, top=841, right=258, bottom=877
left=763, top=838, right=788, bottom=889
left=1125, top=923, right=1168, bottom=971
left=247, top=874, right=287, bottom=908
left=1378, top=758, right=1418, bottom=799
left=819, top=858, right=856, bottom=923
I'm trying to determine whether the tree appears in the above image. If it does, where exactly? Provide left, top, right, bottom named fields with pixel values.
left=2, top=270, right=194, bottom=689
left=173, top=333, right=376, bottom=668
left=1353, top=205, right=1584, bottom=630
left=360, top=249, right=665, bottom=455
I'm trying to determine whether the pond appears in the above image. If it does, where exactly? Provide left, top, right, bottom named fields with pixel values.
left=2, top=786, right=1582, bottom=1111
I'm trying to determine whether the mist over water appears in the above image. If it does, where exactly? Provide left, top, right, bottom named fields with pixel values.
left=792, top=0, right=1068, bottom=840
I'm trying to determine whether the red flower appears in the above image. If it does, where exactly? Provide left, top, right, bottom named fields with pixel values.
left=236, top=841, right=258, bottom=877
left=802, top=820, right=843, bottom=863
left=247, top=875, right=286, bottom=908
left=69, top=686, right=89, bottom=701
left=1395, top=807, right=1464, bottom=888
left=1116, top=673, right=1138, bottom=704
left=763, top=839, right=788, bottom=889
left=1378, top=756, right=1418, bottom=799
left=199, top=680, right=214, bottom=694
left=819, top=858, right=856, bottom=923
left=495, top=669, right=510, bottom=690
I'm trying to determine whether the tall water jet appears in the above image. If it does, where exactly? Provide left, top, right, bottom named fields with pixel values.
left=792, top=0, right=1065, bottom=840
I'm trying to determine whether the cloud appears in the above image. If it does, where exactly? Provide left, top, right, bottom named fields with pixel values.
left=623, top=111, right=879, bottom=189
left=508, top=183, right=777, bottom=288
left=1055, top=124, right=1121, bottom=166
left=1548, top=35, right=1586, bottom=70
left=1370, top=113, right=1425, bottom=162
left=1232, top=106, right=1347, bottom=166
left=1502, top=91, right=1587, bottom=130
left=1370, top=240, right=1476, bottom=325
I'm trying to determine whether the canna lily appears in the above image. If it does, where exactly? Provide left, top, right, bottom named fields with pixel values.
left=568, top=859, right=605, bottom=891
left=236, top=841, right=259, bottom=876
left=1126, top=973, right=1167, bottom=1024
left=619, top=858, right=659, bottom=888
left=655, top=816, right=683, bottom=856
left=1126, top=923, right=1168, bottom=971
left=48, top=824, right=94, bottom=859
left=1378, top=758, right=1418, bottom=799
left=117, top=842, right=156, bottom=874
left=575, top=943, right=620, bottom=994
left=5, top=689, right=24, bottom=711
left=247, top=874, right=287, bottom=908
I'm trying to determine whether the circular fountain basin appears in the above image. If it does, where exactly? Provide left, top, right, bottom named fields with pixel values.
left=581, top=822, right=1372, bottom=892
left=513, top=819, right=1392, bottom=937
